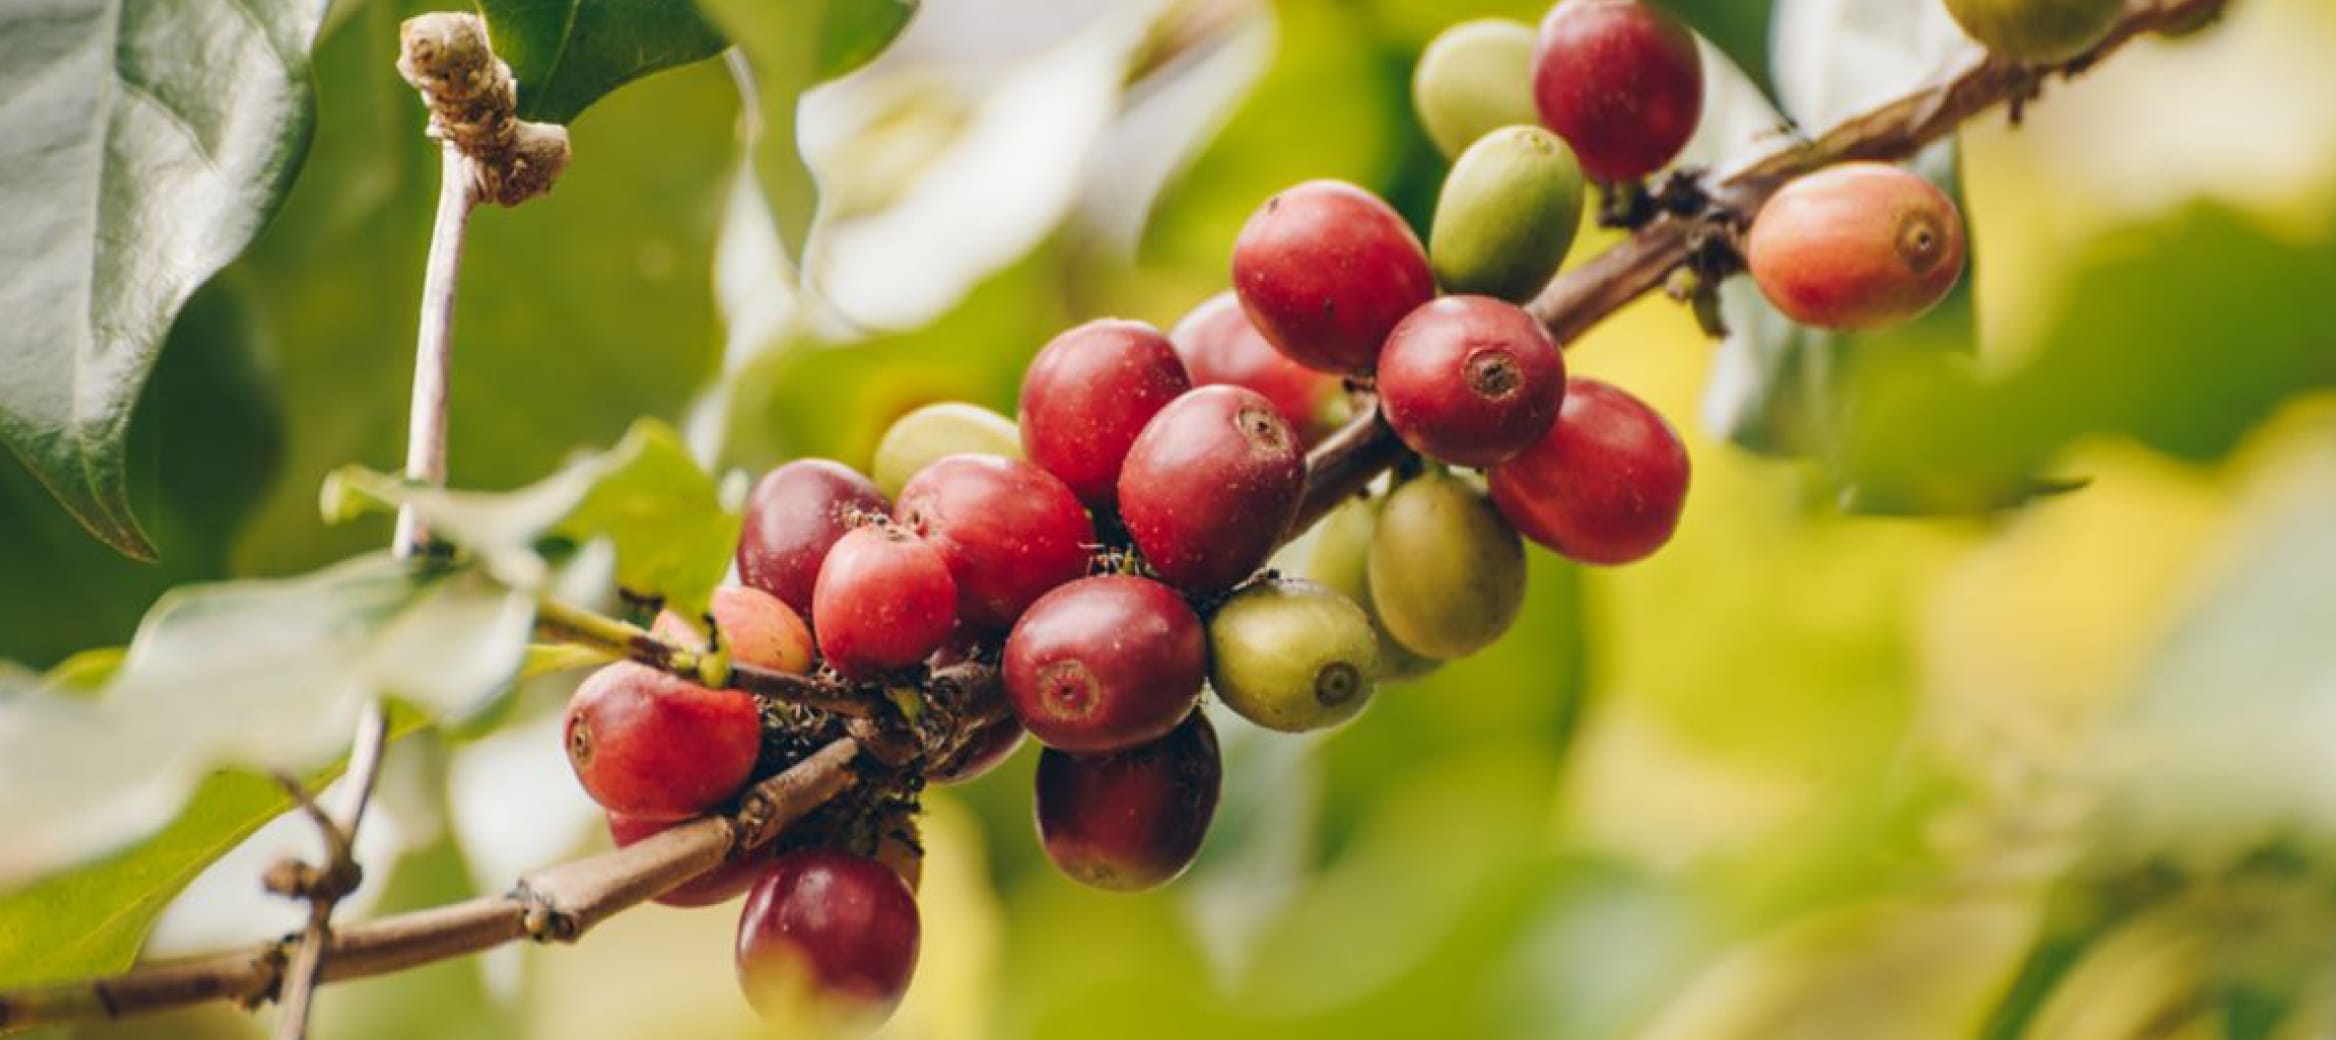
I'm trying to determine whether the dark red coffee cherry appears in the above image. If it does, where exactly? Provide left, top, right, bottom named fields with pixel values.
left=1034, top=711, right=1221, bottom=892
left=736, top=849, right=921, bottom=1023
left=737, top=460, right=891, bottom=617
left=1018, top=319, right=1192, bottom=508
left=1376, top=296, right=1567, bottom=468
left=1004, top=575, right=1207, bottom=753
left=1488, top=378, right=1689, bottom=565
left=564, top=662, right=761, bottom=819
left=1168, top=291, right=1345, bottom=445
left=1532, top=0, right=1704, bottom=183
left=811, top=525, right=958, bottom=677
left=895, top=455, right=1094, bottom=632
left=927, top=716, right=1026, bottom=785
left=1117, top=386, right=1306, bottom=594
left=1232, top=180, right=1436, bottom=376
left=651, top=585, right=815, bottom=675
left=608, top=812, right=766, bottom=907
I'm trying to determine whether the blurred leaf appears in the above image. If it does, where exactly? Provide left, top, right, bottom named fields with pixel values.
left=325, top=419, right=737, bottom=617
left=1144, top=1, right=1418, bottom=274
left=0, top=556, right=529, bottom=898
left=1647, top=0, right=1774, bottom=96
left=1837, top=205, right=2336, bottom=508
left=720, top=245, right=1069, bottom=473
left=229, top=0, right=734, bottom=576
left=478, top=0, right=727, bottom=124
left=697, top=0, right=919, bottom=260
left=0, top=0, right=320, bottom=558
left=0, top=281, right=281, bottom=669
left=1768, top=0, right=1970, bottom=132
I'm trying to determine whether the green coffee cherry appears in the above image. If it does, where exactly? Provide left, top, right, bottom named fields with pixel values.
left=1430, top=126, right=1585, bottom=302
left=1941, top=0, right=2123, bottom=64
left=1412, top=19, right=1540, bottom=161
left=1368, top=470, right=1525, bottom=660
left=1307, top=497, right=1442, bottom=680
left=1208, top=577, right=1377, bottom=733
left=870, top=402, right=1021, bottom=497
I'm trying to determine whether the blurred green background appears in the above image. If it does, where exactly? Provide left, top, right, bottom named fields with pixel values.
left=9, top=0, right=2336, bottom=1037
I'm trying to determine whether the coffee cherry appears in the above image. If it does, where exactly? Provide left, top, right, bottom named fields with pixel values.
left=1746, top=163, right=1966, bottom=332
left=652, top=585, right=815, bottom=675
left=1532, top=0, right=1704, bottom=183
left=1377, top=296, right=1567, bottom=468
left=736, top=850, right=920, bottom=1023
left=1430, top=126, right=1585, bottom=302
left=608, top=812, right=765, bottom=907
left=1489, top=378, right=1689, bottom=565
left=1307, top=497, right=1442, bottom=681
left=1208, top=578, right=1378, bottom=733
left=812, top=525, right=958, bottom=677
left=1034, top=712, right=1220, bottom=892
left=565, top=662, right=761, bottom=819
left=1118, top=386, right=1306, bottom=593
left=896, top=456, right=1094, bottom=632
left=1368, top=470, right=1526, bottom=660
left=1232, top=180, right=1436, bottom=376
left=1018, top=320, right=1192, bottom=508
left=737, top=460, right=891, bottom=617
left=870, top=402, right=1021, bottom=498
left=1168, top=291, right=1347, bottom=445
left=1413, top=18, right=1542, bottom=160
left=1004, top=575, right=1206, bottom=753
left=1942, top=0, right=2122, bottom=63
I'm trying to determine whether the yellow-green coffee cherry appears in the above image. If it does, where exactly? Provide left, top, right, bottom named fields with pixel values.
left=1307, top=497, right=1442, bottom=680
left=1368, top=470, right=1525, bottom=659
left=870, top=402, right=1021, bottom=497
left=1208, top=577, right=1377, bottom=733
left=1430, top=127, right=1584, bottom=302
left=1942, top=0, right=2123, bottom=64
left=1412, top=19, right=1541, bottom=160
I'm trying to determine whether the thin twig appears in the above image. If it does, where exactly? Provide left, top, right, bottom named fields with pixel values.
left=269, top=705, right=391, bottom=1040
left=0, top=739, right=864, bottom=1034
left=531, top=597, right=880, bottom=716
left=392, top=152, right=477, bottom=559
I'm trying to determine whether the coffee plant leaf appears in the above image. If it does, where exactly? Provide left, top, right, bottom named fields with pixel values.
left=479, top=0, right=729, bottom=124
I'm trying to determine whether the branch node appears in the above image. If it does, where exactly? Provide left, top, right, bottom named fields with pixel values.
left=396, top=13, right=570, bottom=207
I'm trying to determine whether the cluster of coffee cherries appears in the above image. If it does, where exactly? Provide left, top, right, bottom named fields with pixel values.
left=554, top=0, right=1988, bottom=1028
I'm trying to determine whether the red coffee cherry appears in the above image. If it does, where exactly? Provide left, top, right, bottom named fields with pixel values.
left=1034, top=711, right=1221, bottom=892
left=811, top=525, right=958, bottom=677
left=737, top=460, right=891, bottom=617
left=1532, top=0, right=1704, bottom=183
left=895, top=455, right=1094, bottom=632
left=1232, top=180, right=1436, bottom=376
left=1489, top=378, right=1689, bottom=565
left=1018, top=319, right=1192, bottom=508
left=1746, top=162, right=1967, bottom=331
left=1376, top=296, right=1567, bottom=468
left=564, top=662, right=761, bottom=819
left=1004, top=575, right=1207, bottom=753
left=652, top=585, right=815, bottom=675
left=736, top=850, right=921, bottom=1022
left=1117, top=386, right=1306, bottom=593
left=1168, top=291, right=1345, bottom=444
left=608, top=812, right=765, bottom=908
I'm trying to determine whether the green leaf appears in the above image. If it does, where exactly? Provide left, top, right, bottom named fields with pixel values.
left=324, top=419, right=739, bottom=618
left=1648, top=0, right=1773, bottom=96
left=1836, top=204, right=2336, bottom=508
left=227, top=1, right=735, bottom=578
left=0, top=0, right=322, bottom=558
left=0, top=555, right=530, bottom=890
left=696, top=0, right=919, bottom=260
left=478, top=0, right=728, bottom=124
